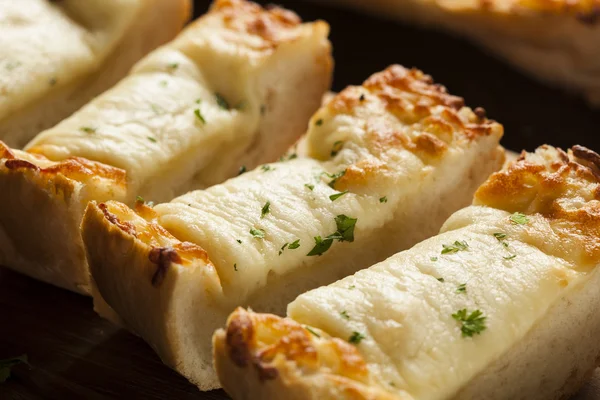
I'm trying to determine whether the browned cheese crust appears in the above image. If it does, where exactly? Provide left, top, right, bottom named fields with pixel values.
left=213, top=308, right=404, bottom=400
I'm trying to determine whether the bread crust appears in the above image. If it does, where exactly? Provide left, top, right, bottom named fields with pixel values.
left=0, top=0, right=191, bottom=147
left=327, top=0, right=600, bottom=106
left=213, top=145, right=600, bottom=400
left=0, top=0, right=332, bottom=295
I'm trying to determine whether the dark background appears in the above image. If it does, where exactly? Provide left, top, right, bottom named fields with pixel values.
left=196, top=0, right=600, bottom=153
left=2, top=1, right=600, bottom=399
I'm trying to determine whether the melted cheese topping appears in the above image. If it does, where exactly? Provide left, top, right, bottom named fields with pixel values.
left=288, top=205, right=592, bottom=399
left=24, top=0, right=311, bottom=204
left=101, top=66, right=501, bottom=299
left=0, top=0, right=141, bottom=121
left=285, top=145, right=600, bottom=400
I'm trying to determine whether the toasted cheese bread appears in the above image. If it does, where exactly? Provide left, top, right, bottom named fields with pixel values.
left=0, top=0, right=333, bottom=294
left=0, top=0, right=191, bottom=147
left=82, top=65, right=504, bottom=390
left=214, top=145, right=600, bottom=400
left=327, top=0, right=600, bottom=106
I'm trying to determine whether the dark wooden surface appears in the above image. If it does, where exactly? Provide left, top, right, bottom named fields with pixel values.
left=2, top=0, right=600, bottom=398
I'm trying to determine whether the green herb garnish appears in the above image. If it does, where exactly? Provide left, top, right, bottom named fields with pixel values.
left=340, top=310, right=350, bottom=320
left=456, top=283, right=467, bottom=294
left=437, top=277, right=445, bottom=282
left=236, top=239, right=242, bottom=244
left=261, top=201, right=270, bottom=218
left=441, top=240, right=469, bottom=254
left=167, top=62, right=179, bottom=70
left=379, top=196, right=388, bottom=203
left=325, top=170, right=346, bottom=188
left=288, top=239, right=300, bottom=249
left=452, top=309, right=487, bottom=338
left=234, top=263, right=238, bottom=271
left=147, top=137, right=157, bottom=143
left=194, top=108, right=206, bottom=124
left=431, top=256, right=438, bottom=262
left=305, top=326, right=320, bottom=338
left=331, top=141, right=344, bottom=157
left=349, top=331, right=366, bottom=344
left=79, top=126, right=96, bottom=134
left=315, top=118, right=323, bottom=126
left=504, top=254, right=517, bottom=260
left=261, top=165, right=274, bottom=172
left=307, top=235, right=333, bottom=256
left=250, top=228, right=265, bottom=239
left=329, top=190, right=348, bottom=201
left=305, top=183, right=314, bottom=191
left=510, top=212, right=529, bottom=225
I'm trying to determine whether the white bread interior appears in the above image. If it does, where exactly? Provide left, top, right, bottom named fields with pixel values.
left=0, top=0, right=191, bottom=147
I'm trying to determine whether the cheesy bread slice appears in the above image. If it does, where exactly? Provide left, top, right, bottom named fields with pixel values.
left=0, top=0, right=190, bottom=147
left=327, top=0, right=600, bottom=106
left=82, top=65, right=504, bottom=390
left=0, top=0, right=332, bottom=294
left=214, top=145, right=600, bottom=400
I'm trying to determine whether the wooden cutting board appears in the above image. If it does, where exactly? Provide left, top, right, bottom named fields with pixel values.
left=2, top=0, right=600, bottom=398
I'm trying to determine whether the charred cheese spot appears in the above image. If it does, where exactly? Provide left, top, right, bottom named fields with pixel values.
left=212, top=0, right=302, bottom=51
left=475, top=145, right=600, bottom=264
left=224, top=308, right=372, bottom=385
left=98, top=201, right=213, bottom=285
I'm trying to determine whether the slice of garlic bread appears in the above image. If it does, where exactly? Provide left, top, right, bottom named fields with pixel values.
left=82, top=65, right=504, bottom=390
left=215, top=145, right=600, bottom=400
left=0, top=0, right=333, bottom=294
left=0, top=0, right=191, bottom=147
left=328, top=0, right=600, bottom=105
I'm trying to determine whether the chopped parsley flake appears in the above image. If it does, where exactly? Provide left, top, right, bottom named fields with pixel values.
left=305, top=326, right=320, bottom=338
left=5, top=61, right=21, bottom=71
left=456, top=283, right=467, bottom=294
left=236, top=239, right=242, bottom=244
left=510, top=212, right=529, bottom=225
left=167, top=62, right=179, bottom=70
left=315, top=118, right=324, bottom=126
left=349, top=285, right=356, bottom=289
left=136, top=196, right=145, bottom=203
left=261, top=165, right=274, bottom=172
left=349, top=331, right=366, bottom=344
left=332, top=214, right=357, bottom=242
left=452, top=309, right=487, bottom=338
left=234, top=263, right=238, bottom=271
left=261, top=201, right=270, bottom=218
left=493, top=232, right=507, bottom=240
left=288, top=239, right=300, bottom=249
left=215, top=93, right=230, bottom=110
left=431, top=256, right=438, bottom=262
left=0, top=354, right=28, bottom=383
left=194, top=108, right=206, bottom=124
left=147, top=136, right=157, bottom=143
left=150, top=103, right=164, bottom=114
left=279, top=152, right=298, bottom=162
left=340, top=310, right=350, bottom=320
left=329, top=190, right=348, bottom=201
left=307, top=235, right=333, bottom=256
left=307, top=215, right=357, bottom=256
left=504, top=254, right=517, bottom=260
left=325, top=170, right=346, bottom=188
left=437, top=277, right=445, bottom=282
left=305, top=183, right=314, bottom=191
left=331, top=141, right=344, bottom=157
left=79, top=126, right=96, bottom=134
left=250, top=228, right=265, bottom=239
left=441, top=240, right=469, bottom=254
left=379, top=196, right=388, bottom=203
